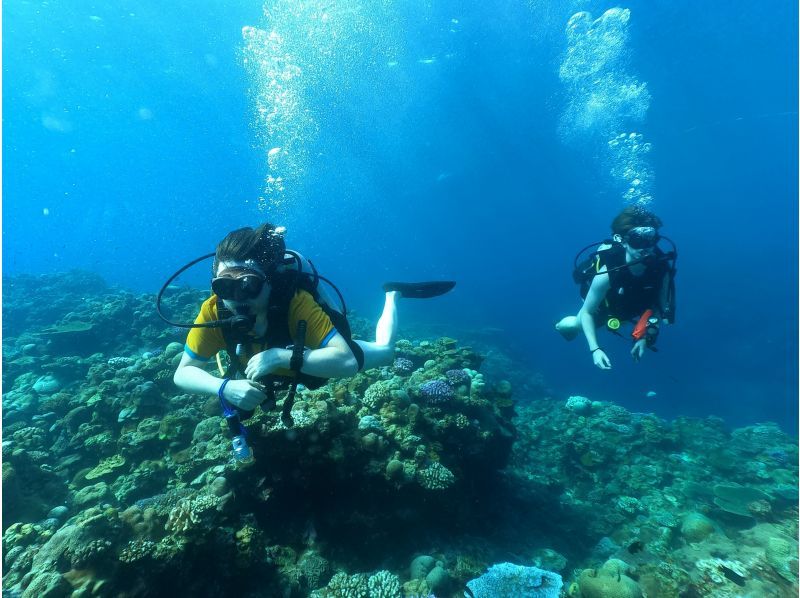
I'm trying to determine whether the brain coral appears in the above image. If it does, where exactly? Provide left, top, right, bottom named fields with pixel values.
left=577, top=559, right=642, bottom=598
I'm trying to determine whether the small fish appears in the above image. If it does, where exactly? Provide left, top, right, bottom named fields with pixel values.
left=32, top=412, right=57, bottom=421
left=628, top=540, right=644, bottom=554
left=304, top=520, right=317, bottom=546
left=418, top=57, right=437, bottom=64
left=645, top=390, right=657, bottom=398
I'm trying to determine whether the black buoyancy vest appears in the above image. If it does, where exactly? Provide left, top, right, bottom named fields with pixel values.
left=593, top=243, right=669, bottom=321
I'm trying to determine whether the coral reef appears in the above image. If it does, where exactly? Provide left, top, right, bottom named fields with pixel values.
left=1, top=271, right=797, bottom=598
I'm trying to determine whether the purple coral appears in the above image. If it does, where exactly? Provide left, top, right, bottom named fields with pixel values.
left=392, top=357, right=415, bottom=376
left=445, top=369, right=470, bottom=387
left=419, top=380, right=454, bottom=404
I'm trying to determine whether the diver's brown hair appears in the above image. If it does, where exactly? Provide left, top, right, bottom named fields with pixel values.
left=611, top=206, right=663, bottom=236
left=213, top=223, right=286, bottom=275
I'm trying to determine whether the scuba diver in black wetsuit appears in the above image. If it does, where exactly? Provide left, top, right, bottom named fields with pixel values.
left=556, top=207, right=677, bottom=370
left=158, top=222, right=454, bottom=460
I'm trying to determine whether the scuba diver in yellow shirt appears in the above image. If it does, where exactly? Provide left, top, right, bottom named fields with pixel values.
left=157, top=222, right=454, bottom=460
left=556, top=207, right=677, bottom=370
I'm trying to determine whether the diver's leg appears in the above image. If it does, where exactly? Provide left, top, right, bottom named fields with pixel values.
left=555, top=311, right=582, bottom=341
left=375, top=291, right=398, bottom=345
left=355, top=340, right=394, bottom=370
left=355, top=291, right=397, bottom=369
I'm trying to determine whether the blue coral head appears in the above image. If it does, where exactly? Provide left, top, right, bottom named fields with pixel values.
left=445, top=369, right=470, bottom=387
left=419, top=379, right=454, bottom=404
left=393, top=357, right=415, bottom=375
left=465, top=563, right=563, bottom=598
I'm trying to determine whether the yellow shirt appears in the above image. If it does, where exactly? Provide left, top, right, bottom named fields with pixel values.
left=184, top=291, right=336, bottom=376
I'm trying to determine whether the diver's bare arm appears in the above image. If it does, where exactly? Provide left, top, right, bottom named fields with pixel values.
left=301, top=338, right=359, bottom=378
left=245, top=333, right=358, bottom=380
left=173, top=352, right=228, bottom=395
left=580, top=273, right=610, bottom=351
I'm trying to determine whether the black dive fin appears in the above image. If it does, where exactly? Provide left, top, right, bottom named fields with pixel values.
left=382, top=281, right=456, bottom=299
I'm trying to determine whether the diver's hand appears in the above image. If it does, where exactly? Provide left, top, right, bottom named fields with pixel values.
left=244, top=348, right=289, bottom=381
left=592, top=348, right=612, bottom=370
left=221, top=379, right=267, bottom=411
left=631, top=339, right=647, bottom=362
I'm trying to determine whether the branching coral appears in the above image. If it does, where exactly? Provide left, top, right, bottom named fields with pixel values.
left=416, top=461, right=455, bottom=490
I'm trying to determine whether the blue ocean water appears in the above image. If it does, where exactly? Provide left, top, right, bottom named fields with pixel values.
left=4, top=0, right=797, bottom=433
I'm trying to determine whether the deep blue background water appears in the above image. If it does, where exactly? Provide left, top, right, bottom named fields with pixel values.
left=4, top=1, right=798, bottom=431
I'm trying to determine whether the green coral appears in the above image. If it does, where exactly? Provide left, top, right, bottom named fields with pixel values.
left=11, top=426, right=46, bottom=450
left=158, top=413, right=196, bottom=443
left=578, top=559, right=642, bottom=598
left=235, top=524, right=265, bottom=567
left=118, top=538, right=181, bottom=564
left=3, top=522, right=46, bottom=553
left=385, top=459, right=405, bottom=481
left=363, top=381, right=393, bottom=409
left=765, top=535, right=799, bottom=583
left=84, top=431, right=116, bottom=454
left=680, top=512, right=716, bottom=543
left=73, top=482, right=112, bottom=508
left=119, top=539, right=158, bottom=563
left=84, top=454, right=126, bottom=480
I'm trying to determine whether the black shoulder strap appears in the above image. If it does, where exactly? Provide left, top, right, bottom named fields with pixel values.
left=265, top=272, right=297, bottom=349
left=217, top=301, right=245, bottom=378
left=279, top=319, right=307, bottom=427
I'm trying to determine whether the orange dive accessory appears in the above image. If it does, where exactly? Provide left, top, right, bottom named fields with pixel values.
left=632, top=309, right=654, bottom=341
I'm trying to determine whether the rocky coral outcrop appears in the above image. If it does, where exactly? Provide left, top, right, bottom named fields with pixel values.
left=2, top=272, right=797, bottom=598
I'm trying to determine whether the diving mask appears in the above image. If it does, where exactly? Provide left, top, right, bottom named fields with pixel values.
left=624, top=226, right=660, bottom=249
left=211, top=268, right=266, bottom=301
